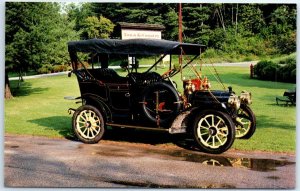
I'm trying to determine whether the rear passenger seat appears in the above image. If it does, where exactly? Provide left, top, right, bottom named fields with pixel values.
left=87, top=68, right=127, bottom=83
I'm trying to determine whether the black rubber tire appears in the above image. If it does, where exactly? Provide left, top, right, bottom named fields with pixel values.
left=72, top=105, right=105, bottom=144
left=193, top=110, right=235, bottom=154
left=141, top=82, right=181, bottom=126
left=235, top=104, right=256, bottom=139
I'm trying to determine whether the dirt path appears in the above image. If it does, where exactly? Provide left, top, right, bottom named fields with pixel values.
left=4, top=134, right=295, bottom=188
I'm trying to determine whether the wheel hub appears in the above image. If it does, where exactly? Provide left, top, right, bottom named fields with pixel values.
left=209, top=127, right=218, bottom=136
left=85, top=121, right=92, bottom=128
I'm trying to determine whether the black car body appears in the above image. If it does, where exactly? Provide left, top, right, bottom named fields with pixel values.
left=67, top=38, right=256, bottom=154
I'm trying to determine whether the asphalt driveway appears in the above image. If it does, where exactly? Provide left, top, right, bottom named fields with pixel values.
left=4, top=133, right=295, bottom=188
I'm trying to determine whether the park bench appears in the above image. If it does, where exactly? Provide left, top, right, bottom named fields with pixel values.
left=276, top=89, right=296, bottom=106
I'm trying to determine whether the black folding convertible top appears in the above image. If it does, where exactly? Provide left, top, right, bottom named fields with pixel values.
left=68, top=38, right=205, bottom=56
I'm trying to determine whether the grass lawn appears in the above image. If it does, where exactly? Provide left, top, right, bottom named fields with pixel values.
left=5, top=65, right=296, bottom=153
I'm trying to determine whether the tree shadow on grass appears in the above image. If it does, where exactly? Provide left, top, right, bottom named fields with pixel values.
left=256, top=115, right=296, bottom=131
left=10, top=81, right=49, bottom=97
left=28, top=116, right=75, bottom=140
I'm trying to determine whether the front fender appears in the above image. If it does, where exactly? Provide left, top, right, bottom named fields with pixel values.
left=169, top=105, right=230, bottom=134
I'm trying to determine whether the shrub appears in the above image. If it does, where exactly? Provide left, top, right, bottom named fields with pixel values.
left=254, top=54, right=296, bottom=83
left=37, top=64, right=54, bottom=74
left=254, top=60, right=273, bottom=77
left=53, top=64, right=68, bottom=73
left=279, top=63, right=296, bottom=83
left=278, top=57, right=296, bottom=66
left=261, top=63, right=279, bottom=81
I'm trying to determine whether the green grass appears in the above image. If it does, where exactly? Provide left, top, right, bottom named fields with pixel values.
left=5, top=75, right=79, bottom=138
left=5, top=66, right=296, bottom=153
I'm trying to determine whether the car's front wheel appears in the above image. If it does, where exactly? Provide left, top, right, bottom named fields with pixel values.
left=72, top=105, right=105, bottom=144
left=193, top=110, right=235, bottom=154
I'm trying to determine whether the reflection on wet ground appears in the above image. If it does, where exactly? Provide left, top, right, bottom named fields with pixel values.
left=164, top=149, right=295, bottom=172
left=78, top=143, right=295, bottom=173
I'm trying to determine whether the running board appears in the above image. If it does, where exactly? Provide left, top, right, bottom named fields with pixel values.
left=106, top=123, right=169, bottom=132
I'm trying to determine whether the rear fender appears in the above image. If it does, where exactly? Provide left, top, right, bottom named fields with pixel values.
left=80, top=94, right=112, bottom=122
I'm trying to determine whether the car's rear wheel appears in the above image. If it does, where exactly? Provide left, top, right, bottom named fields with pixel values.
left=193, top=110, right=235, bottom=154
left=235, top=105, right=256, bottom=139
left=72, top=105, right=105, bottom=144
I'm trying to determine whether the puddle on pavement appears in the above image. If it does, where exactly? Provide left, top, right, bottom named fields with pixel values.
left=10, top=145, right=19, bottom=149
left=164, top=150, right=295, bottom=172
left=92, top=151, right=131, bottom=157
left=267, top=176, right=280, bottom=180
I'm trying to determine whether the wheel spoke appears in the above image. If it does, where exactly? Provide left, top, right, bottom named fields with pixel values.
left=91, top=126, right=99, bottom=134
left=215, top=118, right=222, bottom=127
left=217, top=127, right=228, bottom=136
left=216, top=134, right=224, bottom=145
left=90, top=128, right=95, bottom=137
left=82, top=127, right=88, bottom=135
left=200, top=125, right=209, bottom=129
left=78, top=125, right=86, bottom=129
left=219, top=126, right=228, bottom=132
left=84, top=111, right=88, bottom=120
left=204, top=118, right=211, bottom=127
left=86, top=128, right=90, bottom=137
left=217, top=131, right=227, bottom=137
left=241, top=121, right=250, bottom=126
left=146, top=107, right=156, bottom=114
left=201, top=131, right=209, bottom=136
left=79, top=115, right=86, bottom=122
left=212, top=136, right=215, bottom=147
left=205, top=135, right=211, bottom=143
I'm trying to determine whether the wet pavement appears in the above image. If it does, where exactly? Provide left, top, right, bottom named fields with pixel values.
left=4, top=134, right=295, bottom=188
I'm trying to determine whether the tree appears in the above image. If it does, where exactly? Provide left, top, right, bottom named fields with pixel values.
left=238, top=4, right=265, bottom=36
left=183, top=4, right=212, bottom=44
left=82, top=16, right=115, bottom=39
left=65, top=3, right=94, bottom=32
left=5, top=70, right=13, bottom=99
left=162, top=6, right=178, bottom=41
left=268, top=5, right=296, bottom=54
left=5, top=2, right=80, bottom=98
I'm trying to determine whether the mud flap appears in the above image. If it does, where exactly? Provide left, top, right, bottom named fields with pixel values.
left=168, top=110, right=192, bottom=134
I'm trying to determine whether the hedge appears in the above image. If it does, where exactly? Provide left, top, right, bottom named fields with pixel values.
left=254, top=56, right=296, bottom=83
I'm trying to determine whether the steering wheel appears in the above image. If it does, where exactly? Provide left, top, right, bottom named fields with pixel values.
left=161, top=68, right=177, bottom=79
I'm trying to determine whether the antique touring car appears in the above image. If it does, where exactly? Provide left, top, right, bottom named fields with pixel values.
left=67, top=38, right=256, bottom=154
